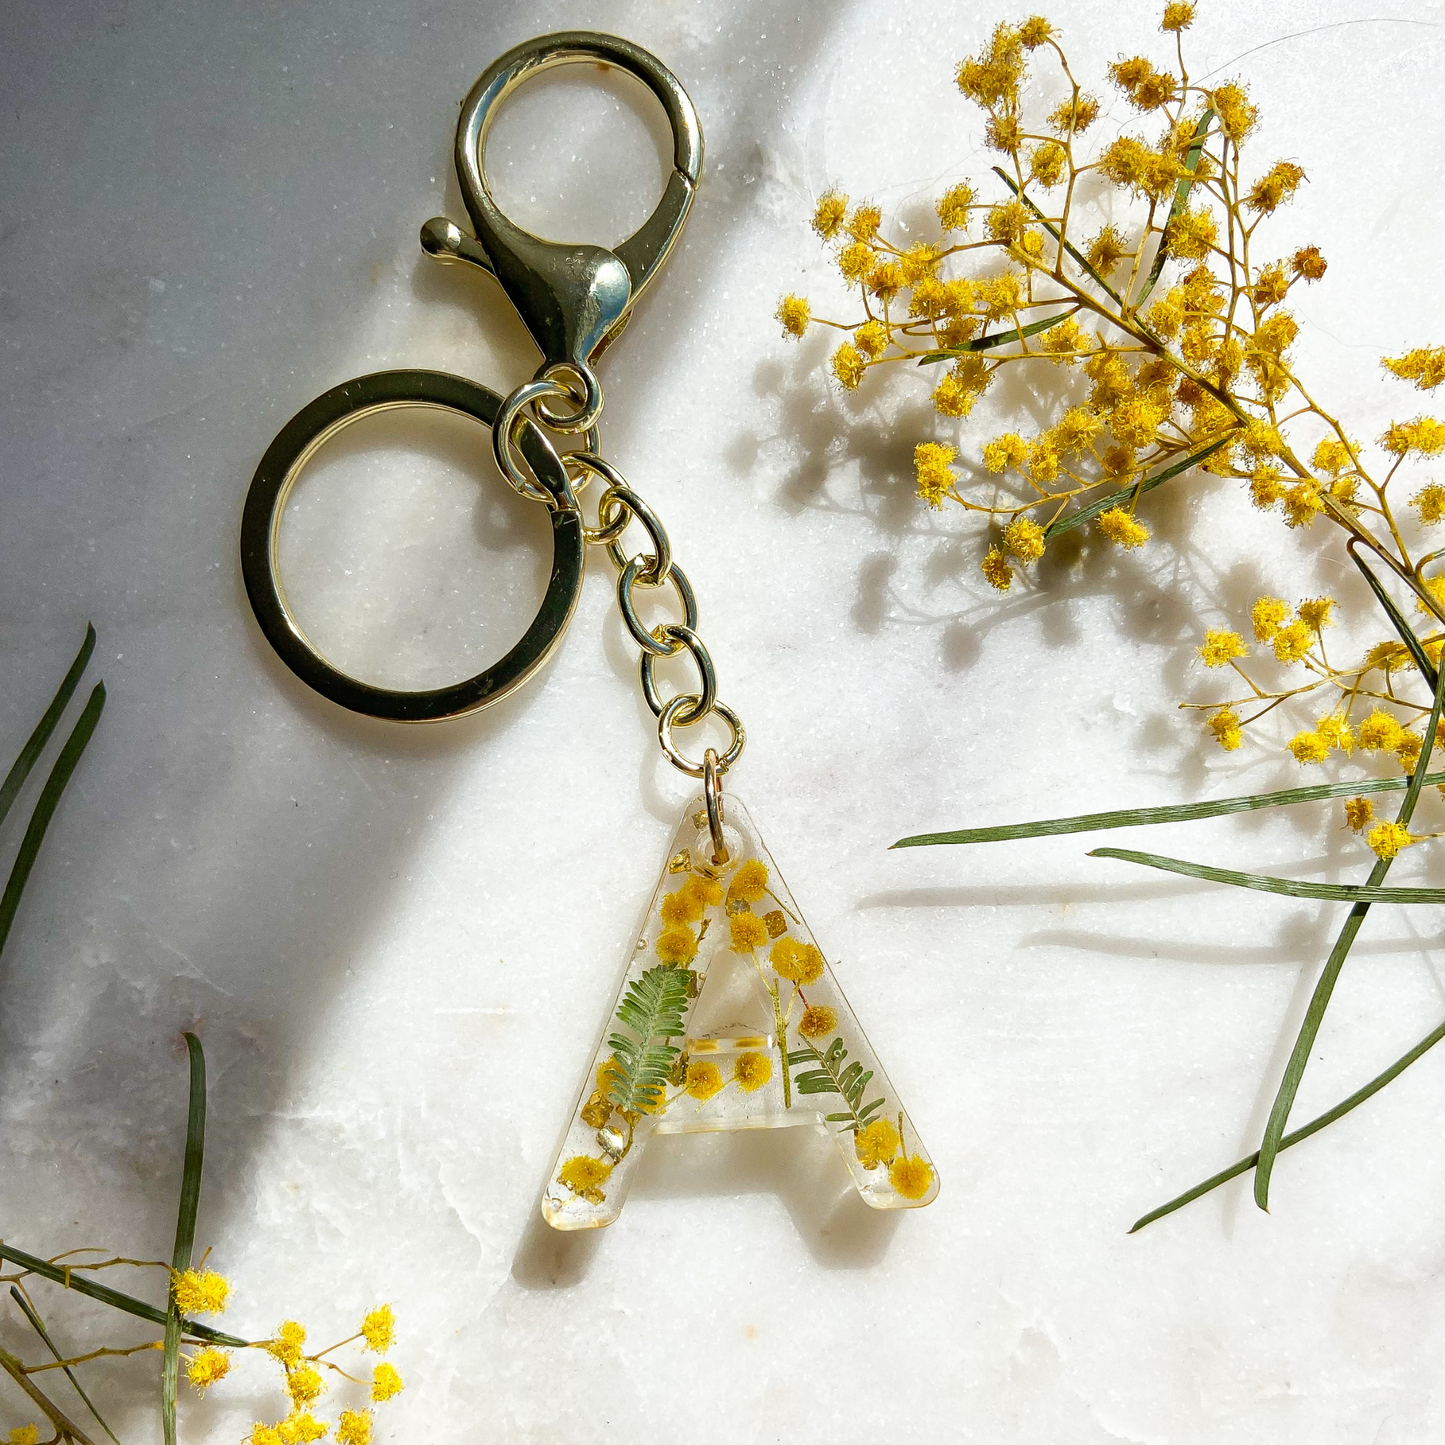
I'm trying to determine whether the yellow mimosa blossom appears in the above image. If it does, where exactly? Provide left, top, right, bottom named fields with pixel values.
left=936, top=182, right=974, bottom=231
left=372, top=1363, right=405, bottom=1402
left=1298, top=596, right=1335, bottom=630
left=799, top=1004, right=837, bottom=1039
left=831, top=342, right=866, bottom=390
left=981, top=547, right=1014, bottom=592
left=277, top=1414, right=327, bottom=1444
left=361, top=1304, right=395, bottom=1353
left=1096, top=507, right=1150, bottom=549
left=1003, top=517, right=1045, bottom=562
left=684, top=874, right=723, bottom=910
left=266, top=1321, right=306, bottom=1369
left=1317, top=715, right=1354, bottom=753
left=6, top=1429, right=38, bottom=1445
left=1366, top=821, right=1414, bottom=860
left=337, top=1411, right=373, bottom=1445
left=855, top=1118, right=901, bottom=1168
left=889, top=1154, right=935, bottom=1200
left=1207, top=709, right=1243, bottom=751
left=1385, top=346, right=1445, bottom=391
left=185, top=1347, right=231, bottom=1391
left=811, top=190, right=847, bottom=239
left=1199, top=630, right=1246, bottom=667
left=728, top=859, right=768, bottom=903
left=914, top=442, right=957, bottom=508
left=1271, top=620, right=1313, bottom=664
left=661, top=888, right=703, bottom=926
left=733, top=1052, right=773, bottom=1093
left=847, top=203, right=882, bottom=242
left=1358, top=710, right=1406, bottom=753
left=854, top=319, right=888, bottom=358
left=1288, top=731, right=1329, bottom=764
left=287, top=1364, right=324, bottom=1408
left=1344, top=797, right=1374, bottom=832
left=775, top=295, right=809, bottom=338
left=656, top=927, right=698, bottom=966
left=729, top=912, right=769, bottom=952
left=1251, top=597, right=1289, bottom=641
left=558, top=1155, right=612, bottom=1195
left=685, top=1060, right=726, bottom=1101
left=173, top=1268, right=230, bottom=1317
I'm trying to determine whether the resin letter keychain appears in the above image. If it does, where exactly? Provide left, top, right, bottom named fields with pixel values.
left=240, top=32, right=937, bottom=1228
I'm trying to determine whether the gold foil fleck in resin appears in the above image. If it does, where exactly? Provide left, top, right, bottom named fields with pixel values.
left=541, top=795, right=938, bottom=1230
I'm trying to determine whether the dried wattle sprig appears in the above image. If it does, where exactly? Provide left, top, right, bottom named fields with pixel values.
left=780, top=3, right=1445, bottom=857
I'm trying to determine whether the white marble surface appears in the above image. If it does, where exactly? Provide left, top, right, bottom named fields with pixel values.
left=5, top=1, right=1445, bottom=1440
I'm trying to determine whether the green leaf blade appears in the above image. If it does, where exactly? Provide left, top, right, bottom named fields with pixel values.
left=0, top=624, right=95, bottom=831
left=163, top=1032, right=207, bottom=1445
left=891, top=769, right=1445, bottom=849
left=0, top=681, right=105, bottom=962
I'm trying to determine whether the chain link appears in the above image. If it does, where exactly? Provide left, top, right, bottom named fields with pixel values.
left=494, top=384, right=745, bottom=777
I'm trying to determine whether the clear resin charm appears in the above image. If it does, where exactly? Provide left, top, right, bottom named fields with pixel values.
left=542, top=794, right=938, bottom=1229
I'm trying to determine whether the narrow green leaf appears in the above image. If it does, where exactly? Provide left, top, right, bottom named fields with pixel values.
left=1137, top=108, right=1214, bottom=308
left=915, top=311, right=1076, bottom=365
left=162, top=1033, right=207, bottom=1445
left=0, top=681, right=105, bottom=961
left=1088, top=846, right=1445, bottom=903
left=991, top=167, right=1125, bottom=304
left=0, top=1245, right=247, bottom=1348
left=892, top=769, right=1445, bottom=849
left=1043, top=434, right=1233, bottom=540
left=1254, top=618, right=1445, bottom=1209
left=1349, top=542, right=1440, bottom=689
left=1132, top=1011, right=1445, bottom=1232
left=9, top=1287, right=121, bottom=1445
left=0, top=624, right=95, bottom=831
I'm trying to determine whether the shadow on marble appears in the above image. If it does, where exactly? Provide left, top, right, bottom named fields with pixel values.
left=510, top=1123, right=899, bottom=1290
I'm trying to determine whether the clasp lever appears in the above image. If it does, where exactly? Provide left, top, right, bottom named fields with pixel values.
left=421, top=32, right=703, bottom=428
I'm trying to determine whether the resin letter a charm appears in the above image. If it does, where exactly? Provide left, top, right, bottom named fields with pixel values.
left=542, top=795, right=938, bottom=1229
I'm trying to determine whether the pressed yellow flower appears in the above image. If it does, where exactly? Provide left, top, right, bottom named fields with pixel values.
left=729, top=859, right=768, bottom=902
left=1207, top=708, right=1243, bottom=751
left=733, top=1052, right=773, bottom=1093
left=914, top=441, right=957, bottom=508
left=337, top=1410, right=373, bottom=1445
left=558, top=1155, right=612, bottom=1195
left=1344, top=797, right=1374, bottom=832
left=799, top=1004, right=837, bottom=1039
left=372, top=1363, right=404, bottom=1403
left=6, top=1429, right=38, bottom=1445
left=889, top=1154, right=935, bottom=1200
left=186, top=1347, right=231, bottom=1391
left=1249, top=468, right=1286, bottom=509
left=1109, top=56, right=1178, bottom=111
left=976, top=270, right=1023, bottom=318
left=775, top=295, right=809, bottom=339
left=173, top=1269, right=230, bottom=1317
left=866, top=259, right=905, bottom=301
left=1251, top=597, right=1289, bottom=642
left=596, top=1057, right=625, bottom=1097
left=1162, top=2, right=1195, bottom=30
left=1367, top=820, right=1414, bottom=860
left=846, top=203, right=882, bottom=242
left=361, top=1304, right=395, bottom=1354
left=831, top=342, right=866, bottom=391
left=683, top=874, right=723, bottom=910
left=794, top=943, right=825, bottom=985
left=266, top=1321, right=307, bottom=1369
left=854, top=1118, right=901, bottom=1169
left=983, top=433, right=1028, bottom=473
left=1027, top=438, right=1060, bottom=483
left=900, top=242, right=940, bottom=285
left=1358, top=709, right=1406, bottom=753
left=729, top=912, right=769, bottom=952
left=770, top=936, right=804, bottom=982
left=1168, top=208, right=1216, bottom=260
left=287, top=1364, right=324, bottom=1409
left=1385, top=346, right=1445, bottom=392
left=1096, top=507, right=1150, bottom=549
left=1199, top=629, right=1246, bottom=668
left=1297, top=596, right=1335, bottom=630
left=1288, top=730, right=1329, bottom=764
left=936, top=182, right=974, bottom=231
left=656, top=926, right=697, bottom=966
left=661, top=888, right=703, bottom=926
left=854, top=319, right=888, bottom=358
left=1019, top=15, right=1053, bottom=47
left=1003, top=517, right=1045, bottom=562
left=1291, top=244, right=1327, bottom=280
left=249, top=1426, right=282, bottom=1445
left=981, top=547, right=1014, bottom=592
left=685, top=1060, right=726, bottom=1101
left=1272, top=619, right=1313, bottom=664
left=811, top=189, right=848, bottom=239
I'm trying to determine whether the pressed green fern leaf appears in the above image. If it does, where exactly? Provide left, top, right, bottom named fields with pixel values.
left=606, top=964, right=691, bottom=1116
left=790, top=1037, right=886, bottom=1131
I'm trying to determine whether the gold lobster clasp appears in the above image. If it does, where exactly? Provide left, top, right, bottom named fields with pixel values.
left=420, top=32, right=704, bottom=431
